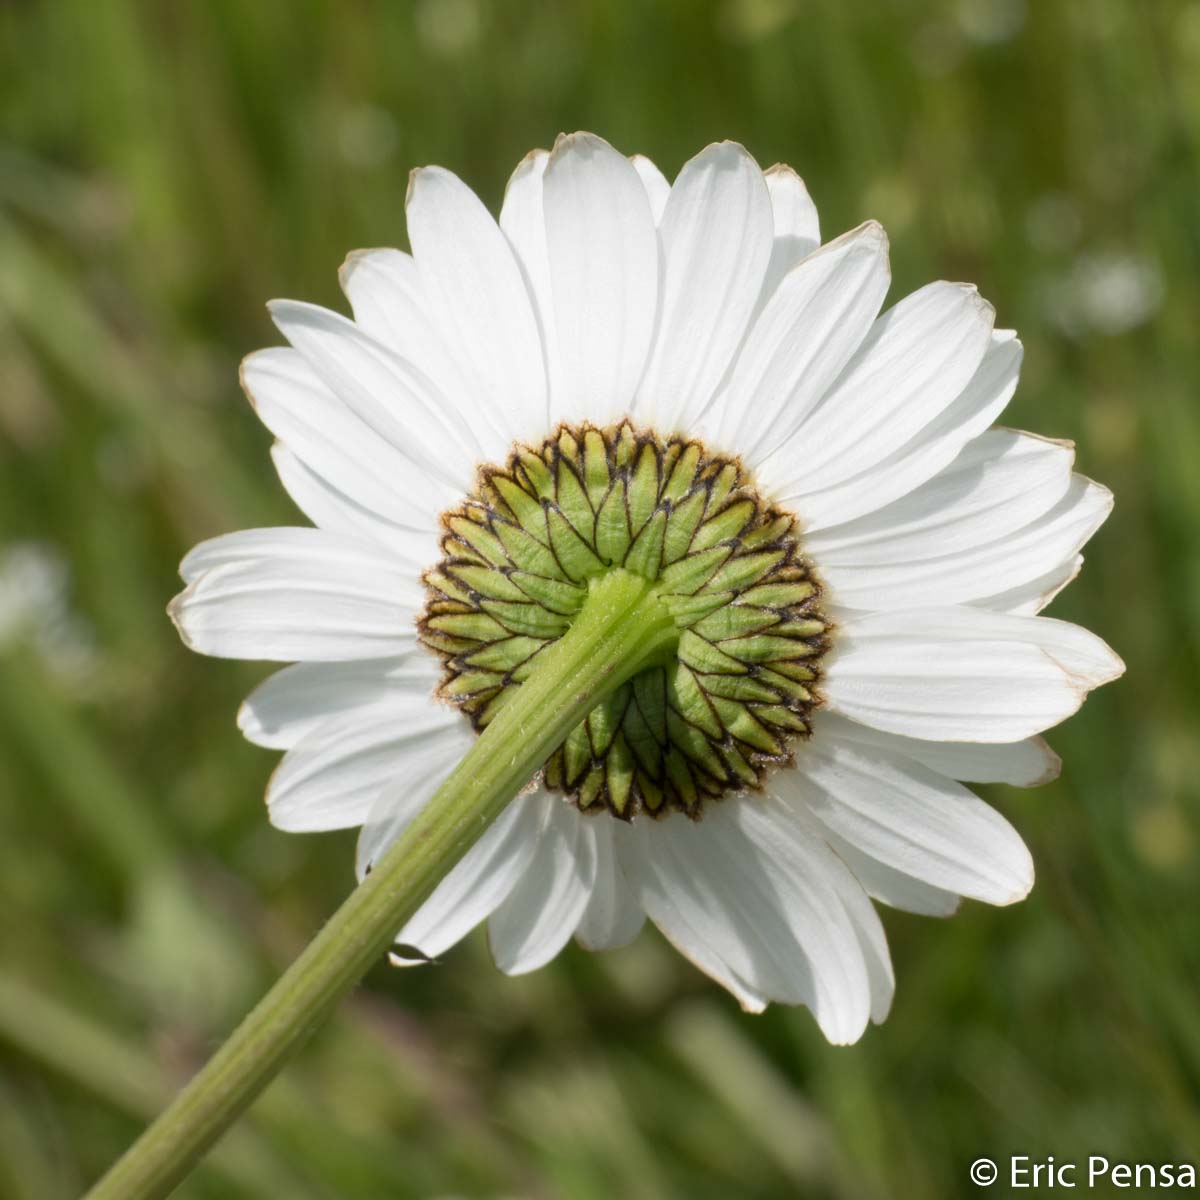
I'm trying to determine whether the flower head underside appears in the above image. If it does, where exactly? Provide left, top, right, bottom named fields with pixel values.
left=419, top=421, right=828, bottom=818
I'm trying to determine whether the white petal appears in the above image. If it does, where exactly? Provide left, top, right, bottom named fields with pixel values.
left=775, top=736, right=1035, bottom=905
left=271, top=442, right=438, bottom=563
left=815, top=711, right=1060, bottom=787
left=761, top=164, right=821, bottom=299
left=627, top=821, right=767, bottom=1013
left=339, top=248, right=509, bottom=460
left=267, top=699, right=463, bottom=833
left=488, top=798, right=598, bottom=974
left=635, top=803, right=872, bottom=1041
left=575, top=818, right=645, bottom=950
left=406, top=164, right=548, bottom=443
left=268, top=300, right=472, bottom=498
left=499, top=149, right=559, bottom=411
left=712, top=221, right=889, bottom=463
left=542, top=132, right=659, bottom=426
left=809, top=431, right=1085, bottom=610
left=238, top=654, right=441, bottom=750
left=975, top=553, right=1084, bottom=615
left=635, top=142, right=774, bottom=432
left=783, top=328, right=1022, bottom=531
left=809, top=429, right=1073, bottom=561
left=170, top=531, right=420, bottom=662
left=179, top=525, right=424, bottom=586
left=241, top=348, right=444, bottom=533
left=737, top=798, right=887, bottom=1037
left=900, top=475, right=1108, bottom=608
left=179, top=527, right=326, bottom=583
left=385, top=791, right=547, bottom=961
left=630, top=153, right=670, bottom=222
left=353, top=721, right=478, bottom=880
left=762, top=281, right=996, bottom=502
left=269, top=441, right=365, bottom=540
left=808, top=835, right=895, bottom=1023
left=818, top=827, right=962, bottom=917
left=825, top=605, right=1124, bottom=743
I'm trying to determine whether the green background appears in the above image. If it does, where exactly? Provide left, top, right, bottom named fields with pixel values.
left=2, top=1, right=1197, bottom=1196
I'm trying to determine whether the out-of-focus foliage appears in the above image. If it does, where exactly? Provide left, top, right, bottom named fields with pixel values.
left=1, top=1, right=1197, bottom=1197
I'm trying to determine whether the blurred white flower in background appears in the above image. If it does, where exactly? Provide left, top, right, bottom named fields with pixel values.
left=1046, top=250, right=1165, bottom=338
left=0, top=541, right=97, bottom=686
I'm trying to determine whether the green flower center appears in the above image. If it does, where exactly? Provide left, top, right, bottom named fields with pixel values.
left=419, top=422, right=828, bottom=819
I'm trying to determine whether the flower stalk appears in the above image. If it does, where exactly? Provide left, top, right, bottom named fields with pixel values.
left=86, top=568, right=678, bottom=1200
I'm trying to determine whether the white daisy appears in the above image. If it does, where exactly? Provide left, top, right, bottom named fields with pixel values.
left=170, top=133, right=1122, bottom=1044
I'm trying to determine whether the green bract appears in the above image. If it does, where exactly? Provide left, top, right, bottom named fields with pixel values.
left=420, top=423, right=828, bottom=818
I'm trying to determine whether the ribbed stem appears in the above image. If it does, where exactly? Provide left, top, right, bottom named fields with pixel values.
left=85, top=568, right=678, bottom=1200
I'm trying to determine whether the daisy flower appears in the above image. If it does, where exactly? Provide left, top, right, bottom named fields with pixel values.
left=170, top=134, right=1122, bottom=1044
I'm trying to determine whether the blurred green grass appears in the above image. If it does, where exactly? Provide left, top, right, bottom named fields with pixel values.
left=1, top=1, right=1198, bottom=1197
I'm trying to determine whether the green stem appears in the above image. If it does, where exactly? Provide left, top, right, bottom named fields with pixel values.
left=85, top=568, right=678, bottom=1200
